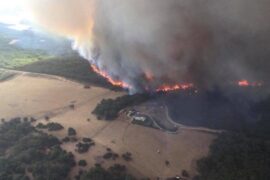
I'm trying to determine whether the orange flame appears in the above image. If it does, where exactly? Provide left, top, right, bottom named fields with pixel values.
left=238, top=80, right=249, bottom=86
left=237, top=80, right=263, bottom=87
left=156, top=83, right=194, bottom=92
left=91, top=65, right=131, bottom=89
left=91, top=65, right=263, bottom=92
left=91, top=64, right=194, bottom=92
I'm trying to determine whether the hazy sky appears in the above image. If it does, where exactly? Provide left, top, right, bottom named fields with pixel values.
left=0, top=0, right=32, bottom=30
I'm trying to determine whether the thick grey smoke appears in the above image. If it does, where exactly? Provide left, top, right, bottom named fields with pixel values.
left=27, top=0, right=270, bottom=92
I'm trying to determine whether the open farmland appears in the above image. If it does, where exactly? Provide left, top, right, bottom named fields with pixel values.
left=0, top=71, right=215, bottom=179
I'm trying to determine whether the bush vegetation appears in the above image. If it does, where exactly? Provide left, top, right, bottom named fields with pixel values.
left=103, top=152, right=119, bottom=160
left=75, top=140, right=95, bottom=154
left=62, top=137, right=71, bottom=143
left=78, top=160, right=87, bottom=167
left=16, top=55, right=118, bottom=90
left=46, top=122, right=64, bottom=131
left=36, top=122, right=64, bottom=131
left=80, top=164, right=136, bottom=180
left=0, top=119, right=75, bottom=180
left=122, top=152, right=132, bottom=162
left=92, top=94, right=151, bottom=120
left=195, top=132, right=270, bottom=180
left=181, top=170, right=189, bottom=178
left=194, top=95, right=270, bottom=180
left=68, top=127, right=77, bottom=136
left=82, top=137, right=92, bottom=143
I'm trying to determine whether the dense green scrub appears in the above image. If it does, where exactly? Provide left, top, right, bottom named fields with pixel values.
left=0, top=118, right=75, bottom=180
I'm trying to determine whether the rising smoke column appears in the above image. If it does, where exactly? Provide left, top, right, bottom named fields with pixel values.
left=25, top=0, right=270, bottom=93
left=24, top=0, right=96, bottom=57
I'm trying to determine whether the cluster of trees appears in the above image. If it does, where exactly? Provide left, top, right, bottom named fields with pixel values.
left=0, top=119, right=75, bottom=180
left=79, top=164, right=136, bottom=180
left=75, top=140, right=95, bottom=154
left=103, top=148, right=119, bottom=160
left=195, top=132, right=270, bottom=180
left=194, top=95, right=270, bottom=180
left=0, top=117, right=35, bottom=155
left=36, top=122, right=64, bottom=131
left=102, top=149, right=132, bottom=162
left=92, top=94, right=151, bottom=120
left=62, top=136, right=78, bottom=143
left=61, top=127, right=79, bottom=143
left=245, top=96, right=270, bottom=140
left=76, top=142, right=91, bottom=153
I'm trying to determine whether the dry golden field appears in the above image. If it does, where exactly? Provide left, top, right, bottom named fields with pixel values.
left=0, top=71, right=216, bottom=179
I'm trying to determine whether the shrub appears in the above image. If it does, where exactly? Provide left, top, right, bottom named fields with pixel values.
left=36, top=123, right=47, bottom=129
left=82, top=138, right=92, bottom=143
left=46, top=122, right=64, bottom=131
left=70, top=137, right=78, bottom=142
left=122, top=152, right=132, bottom=162
left=195, top=133, right=270, bottom=180
left=76, top=142, right=91, bottom=154
left=69, top=104, right=75, bottom=109
left=23, top=117, right=28, bottom=122
left=103, top=152, right=113, bottom=159
left=30, top=117, right=37, bottom=123
left=68, top=127, right=77, bottom=136
left=62, top=137, right=70, bottom=143
left=182, top=170, right=189, bottom=177
left=0, top=119, right=75, bottom=180
left=78, top=160, right=87, bottom=167
left=80, top=165, right=136, bottom=180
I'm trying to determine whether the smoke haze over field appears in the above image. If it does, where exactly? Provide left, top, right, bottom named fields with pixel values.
left=25, top=0, right=270, bottom=92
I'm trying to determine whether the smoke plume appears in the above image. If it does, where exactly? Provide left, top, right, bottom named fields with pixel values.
left=25, top=0, right=270, bottom=93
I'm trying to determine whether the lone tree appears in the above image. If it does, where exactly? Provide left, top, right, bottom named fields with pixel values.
left=182, top=170, right=189, bottom=178
left=122, top=152, right=132, bottom=162
left=44, top=116, right=50, bottom=121
left=82, top=137, right=92, bottom=143
left=78, top=160, right=87, bottom=167
left=68, top=127, right=77, bottom=136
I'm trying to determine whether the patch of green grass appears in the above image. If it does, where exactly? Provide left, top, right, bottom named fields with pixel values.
left=0, top=36, right=51, bottom=69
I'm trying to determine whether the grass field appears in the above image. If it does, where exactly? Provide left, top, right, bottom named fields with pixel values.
left=0, top=35, right=51, bottom=68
